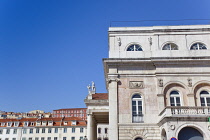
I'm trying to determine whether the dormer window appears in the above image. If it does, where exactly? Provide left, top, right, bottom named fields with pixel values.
left=190, top=43, right=207, bottom=50
left=48, top=121, right=53, bottom=126
left=14, top=122, right=19, bottom=127
left=162, top=43, right=178, bottom=50
left=64, top=121, right=68, bottom=125
left=127, top=44, right=143, bottom=51
left=42, top=121, right=47, bottom=126
left=7, top=122, right=12, bottom=127
left=31, top=122, right=34, bottom=126
left=24, top=122, right=29, bottom=126
left=36, top=121, right=41, bottom=126
left=1, top=123, right=5, bottom=126
left=72, top=120, right=77, bottom=125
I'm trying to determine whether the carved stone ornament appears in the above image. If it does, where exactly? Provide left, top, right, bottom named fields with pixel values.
left=170, top=125, right=175, bottom=130
left=106, top=78, right=120, bottom=84
left=148, top=37, right=152, bottom=46
left=188, top=78, right=192, bottom=87
left=129, top=81, right=144, bottom=89
left=117, top=37, right=121, bottom=46
left=158, top=79, right=163, bottom=87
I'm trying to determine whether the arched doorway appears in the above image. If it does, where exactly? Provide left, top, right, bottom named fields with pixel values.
left=178, top=127, right=203, bottom=140
left=161, top=129, right=167, bottom=140
left=134, top=137, right=143, bottom=140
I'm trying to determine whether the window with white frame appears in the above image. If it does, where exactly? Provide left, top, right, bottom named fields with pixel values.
left=12, top=138, right=16, bottom=140
left=42, top=128, right=45, bottom=133
left=98, top=128, right=101, bottom=134
left=24, top=122, right=28, bottom=126
left=190, top=42, right=207, bottom=50
left=0, top=129, right=3, bottom=134
left=29, top=128, right=33, bottom=134
left=54, top=128, right=58, bottom=133
left=127, top=44, right=143, bottom=51
left=29, top=137, right=32, bottom=140
left=105, top=128, right=108, bottom=134
left=162, top=43, right=178, bottom=50
left=79, top=137, right=83, bottom=140
left=200, top=91, right=210, bottom=106
left=80, top=127, right=83, bottom=133
left=47, top=137, right=51, bottom=140
left=36, top=121, right=41, bottom=126
left=132, top=94, right=143, bottom=123
left=22, top=138, right=26, bottom=140
left=23, top=129, right=27, bottom=134
left=63, top=137, right=66, bottom=140
left=35, top=137, right=39, bottom=140
left=41, top=137, right=44, bottom=140
left=64, top=121, right=68, bottom=125
left=13, top=129, right=17, bottom=134
left=6, top=129, right=10, bottom=134
left=48, top=128, right=52, bottom=133
left=72, top=127, right=75, bottom=133
left=36, top=128, right=39, bottom=133
left=71, top=137, right=75, bottom=140
left=170, top=91, right=181, bottom=106
left=54, top=137, right=57, bottom=140
left=63, top=128, right=67, bottom=133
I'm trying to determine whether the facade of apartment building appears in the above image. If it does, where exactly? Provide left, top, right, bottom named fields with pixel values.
left=85, top=24, right=210, bottom=140
left=0, top=117, right=87, bottom=140
left=52, top=108, right=87, bottom=120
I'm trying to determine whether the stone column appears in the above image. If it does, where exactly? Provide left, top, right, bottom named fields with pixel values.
left=87, top=113, right=93, bottom=140
left=107, top=77, right=120, bottom=140
left=187, top=94, right=195, bottom=106
left=157, top=94, right=165, bottom=113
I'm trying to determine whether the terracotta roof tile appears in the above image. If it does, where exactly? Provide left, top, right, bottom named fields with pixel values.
left=92, top=93, right=108, bottom=100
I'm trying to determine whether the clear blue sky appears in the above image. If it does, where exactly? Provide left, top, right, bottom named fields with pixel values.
left=0, top=0, right=210, bottom=112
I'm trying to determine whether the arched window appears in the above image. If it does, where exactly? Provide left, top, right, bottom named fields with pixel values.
left=127, top=44, right=143, bottom=51
left=132, top=94, right=143, bottom=123
left=170, top=91, right=181, bottom=106
left=162, top=43, right=178, bottom=50
left=200, top=91, right=210, bottom=106
left=190, top=43, right=207, bottom=50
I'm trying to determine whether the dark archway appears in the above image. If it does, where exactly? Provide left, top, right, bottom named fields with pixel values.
left=134, top=138, right=143, bottom=140
left=178, top=127, right=203, bottom=140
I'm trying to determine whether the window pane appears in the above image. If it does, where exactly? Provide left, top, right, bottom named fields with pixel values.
left=170, top=97, right=175, bottom=106
left=200, top=98, right=205, bottom=106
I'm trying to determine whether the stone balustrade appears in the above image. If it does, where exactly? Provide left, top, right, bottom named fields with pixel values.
left=159, top=106, right=210, bottom=119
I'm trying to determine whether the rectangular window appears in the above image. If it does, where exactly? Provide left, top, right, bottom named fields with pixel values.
left=54, top=128, right=58, bottom=133
left=63, top=137, right=66, bottom=140
left=72, top=128, right=75, bottom=133
left=35, top=138, right=39, bottom=140
left=13, top=129, right=17, bottom=134
left=36, top=128, right=39, bottom=133
left=48, top=128, right=52, bottom=133
left=80, top=127, right=83, bottom=133
left=71, top=137, right=75, bottom=140
left=54, top=137, right=57, bottom=140
left=23, top=129, right=27, bottom=134
left=29, top=138, right=32, bottom=140
left=41, top=137, right=45, bottom=140
left=47, top=137, right=51, bottom=140
left=0, top=129, right=3, bottom=134
left=29, top=128, right=33, bottom=134
left=22, top=138, right=26, bottom=140
left=12, top=138, right=16, bottom=140
left=14, top=122, right=19, bottom=127
left=63, top=128, right=67, bottom=133
left=6, top=129, right=10, bottom=134
left=79, top=137, right=83, bottom=140
left=5, top=138, right=9, bottom=140
left=42, top=128, right=45, bottom=133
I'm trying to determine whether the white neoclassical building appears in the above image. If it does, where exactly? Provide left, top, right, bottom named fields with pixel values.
left=85, top=24, right=210, bottom=140
left=0, top=117, right=87, bottom=140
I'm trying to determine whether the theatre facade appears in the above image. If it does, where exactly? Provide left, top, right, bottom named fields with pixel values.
left=85, top=24, right=210, bottom=140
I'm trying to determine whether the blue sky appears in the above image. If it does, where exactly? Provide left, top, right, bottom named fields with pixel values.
left=0, top=0, right=210, bottom=112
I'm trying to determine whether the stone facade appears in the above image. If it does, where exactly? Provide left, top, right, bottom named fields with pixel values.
left=86, top=24, right=210, bottom=140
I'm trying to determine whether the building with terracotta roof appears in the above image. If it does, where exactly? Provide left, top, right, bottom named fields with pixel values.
left=85, top=25, right=210, bottom=140
left=0, top=117, right=87, bottom=140
left=52, top=108, right=87, bottom=120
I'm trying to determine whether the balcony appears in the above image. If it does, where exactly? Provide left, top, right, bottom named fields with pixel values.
left=159, top=106, right=210, bottom=120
